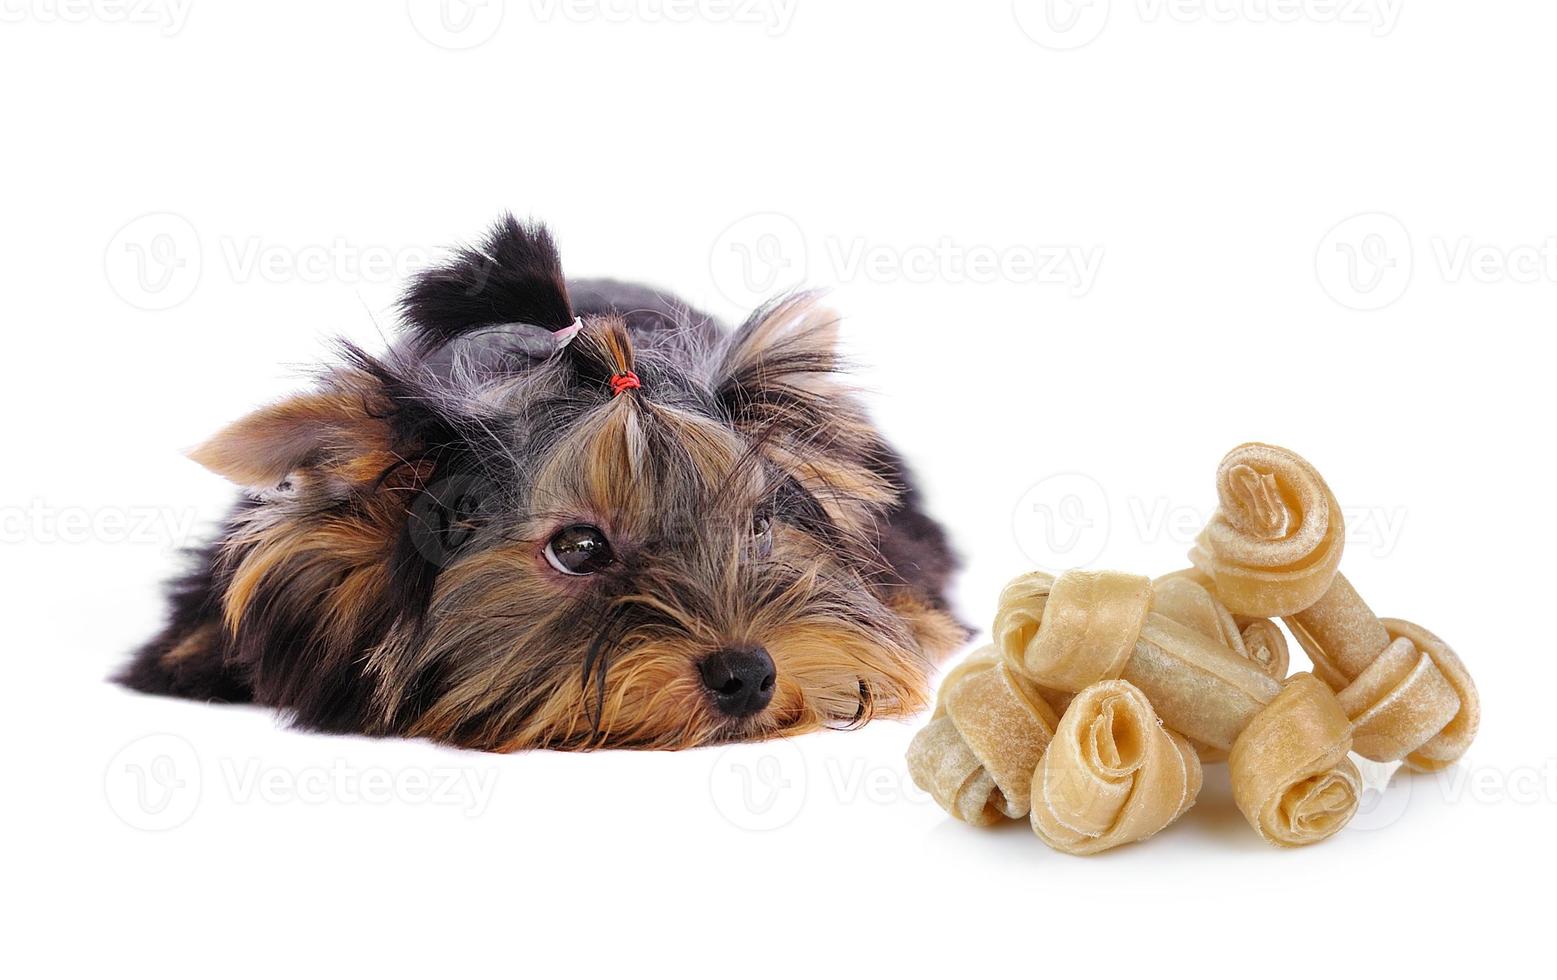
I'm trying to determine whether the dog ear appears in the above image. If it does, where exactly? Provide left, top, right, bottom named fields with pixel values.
left=399, top=214, right=574, bottom=353
left=713, top=292, right=844, bottom=431
left=187, top=385, right=396, bottom=491
left=714, top=293, right=900, bottom=532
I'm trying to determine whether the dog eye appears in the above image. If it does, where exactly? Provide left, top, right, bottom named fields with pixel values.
left=753, top=514, right=774, bottom=557
left=440, top=490, right=484, bottom=551
left=544, top=524, right=616, bottom=576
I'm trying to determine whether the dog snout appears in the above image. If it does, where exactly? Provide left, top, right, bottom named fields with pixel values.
left=699, top=647, right=776, bottom=718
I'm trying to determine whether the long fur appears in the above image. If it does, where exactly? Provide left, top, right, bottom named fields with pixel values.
left=117, top=215, right=966, bottom=751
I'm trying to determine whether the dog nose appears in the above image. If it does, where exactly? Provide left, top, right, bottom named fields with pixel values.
left=699, top=647, right=776, bottom=718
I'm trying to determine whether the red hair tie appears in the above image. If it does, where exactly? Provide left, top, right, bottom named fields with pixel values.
left=609, top=372, right=641, bottom=397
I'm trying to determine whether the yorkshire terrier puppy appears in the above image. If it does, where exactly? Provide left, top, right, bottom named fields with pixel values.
left=117, top=216, right=966, bottom=751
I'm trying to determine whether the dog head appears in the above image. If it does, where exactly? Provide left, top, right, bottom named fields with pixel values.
left=191, top=217, right=964, bottom=750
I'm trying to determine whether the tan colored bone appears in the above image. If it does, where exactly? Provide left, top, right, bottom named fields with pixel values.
left=997, top=569, right=1359, bottom=847
left=1155, top=568, right=1290, bottom=680
left=906, top=648, right=1062, bottom=825
left=1188, top=443, right=1345, bottom=619
left=996, top=570, right=1279, bottom=751
left=1230, top=673, right=1362, bottom=847
left=1189, top=442, right=1478, bottom=772
left=1031, top=679, right=1203, bottom=855
left=1149, top=572, right=1289, bottom=762
left=1290, top=588, right=1477, bottom=772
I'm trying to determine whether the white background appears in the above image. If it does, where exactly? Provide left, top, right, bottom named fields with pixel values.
left=3, top=2, right=1553, bottom=976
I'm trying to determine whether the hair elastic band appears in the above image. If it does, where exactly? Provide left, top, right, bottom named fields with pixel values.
left=552, top=316, right=584, bottom=348
left=609, top=372, right=641, bottom=397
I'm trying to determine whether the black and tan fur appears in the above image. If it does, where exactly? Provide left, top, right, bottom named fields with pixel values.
left=117, top=217, right=965, bottom=751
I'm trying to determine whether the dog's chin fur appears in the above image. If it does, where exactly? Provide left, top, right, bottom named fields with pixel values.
left=116, top=216, right=968, bottom=752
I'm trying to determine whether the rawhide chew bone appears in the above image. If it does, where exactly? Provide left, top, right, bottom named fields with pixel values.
left=997, top=569, right=1360, bottom=847
left=1229, top=673, right=1361, bottom=847
left=1031, top=679, right=1203, bottom=855
left=1154, top=569, right=1289, bottom=681
left=906, top=648, right=1061, bottom=825
left=1189, top=442, right=1345, bottom=618
left=1190, top=442, right=1479, bottom=772
left=1149, top=572, right=1288, bottom=762
left=995, top=570, right=1280, bottom=751
left=1291, top=588, right=1477, bottom=772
